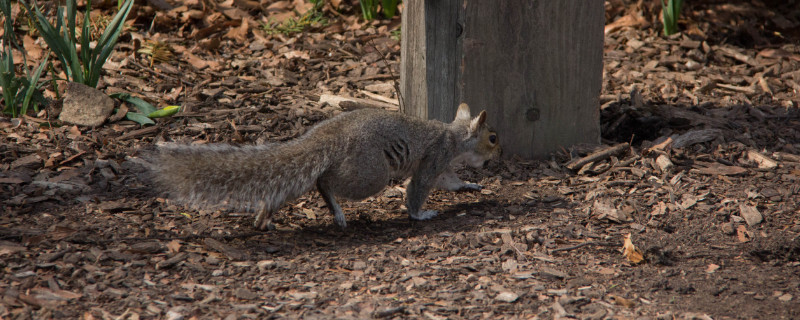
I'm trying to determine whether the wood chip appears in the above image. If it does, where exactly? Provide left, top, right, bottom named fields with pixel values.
left=738, top=203, right=763, bottom=226
left=495, top=291, right=519, bottom=303
left=746, top=150, right=778, bottom=170
left=671, top=129, right=721, bottom=148
left=204, top=238, right=249, bottom=261
left=655, top=154, right=674, bottom=173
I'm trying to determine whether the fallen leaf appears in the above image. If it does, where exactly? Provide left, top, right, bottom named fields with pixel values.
left=622, top=233, right=645, bottom=264
left=23, top=35, right=44, bottom=60
left=303, top=208, right=316, bottom=219
left=609, top=294, right=635, bottom=308
left=167, top=239, right=182, bottom=253
left=184, top=52, right=220, bottom=70
left=604, top=13, right=647, bottom=35
left=706, top=263, right=720, bottom=273
left=224, top=18, right=249, bottom=42
left=737, top=225, right=752, bottom=242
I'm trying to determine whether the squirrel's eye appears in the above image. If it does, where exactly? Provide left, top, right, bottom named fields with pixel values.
left=488, top=134, right=497, bottom=144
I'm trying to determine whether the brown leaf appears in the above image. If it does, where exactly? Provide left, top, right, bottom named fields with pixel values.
left=23, top=35, right=44, bottom=61
left=737, top=225, right=752, bottom=243
left=609, top=294, right=636, bottom=308
left=167, top=239, right=182, bottom=253
left=224, top=19, right=249, bottom=42
left=184, top=52, right=220, bottom=70
left=604, top=13, right=647, bottom=35
left=706, top=263, right=720, bottom=274
left=622, top=233, right=645, bottom=264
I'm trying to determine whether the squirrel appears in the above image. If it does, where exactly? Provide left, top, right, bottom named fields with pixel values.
left=150, top=103, right=500, bottom=230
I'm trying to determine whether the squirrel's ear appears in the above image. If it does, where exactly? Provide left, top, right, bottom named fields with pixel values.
left=456, top=103, right=471, bottom=121
left=469, top=110, right=487, bottom=132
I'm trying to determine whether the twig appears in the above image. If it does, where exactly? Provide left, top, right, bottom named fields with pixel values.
left=368, top=39, right=404, bottom=111
left=565, top=143, right=630, bottom=171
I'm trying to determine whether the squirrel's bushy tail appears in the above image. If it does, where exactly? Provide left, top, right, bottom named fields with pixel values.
left=151, top=142, right=330, bottom=214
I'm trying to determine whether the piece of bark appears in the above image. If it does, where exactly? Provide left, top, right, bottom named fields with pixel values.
left=646, top=137, right=673, bottom=154
left=655, top=154, right=674, bottom=173
left=746, top=150, right=777, bottom=170
left=774, top=152, right=800, bottom=163
left=691, top=162, right=747, bottom=176
left=671, top=129, right=722, bottom=148
left=565, top=143, right=629, bottom=171
left=739, top=203, right=763, bottom=226
left=204, top=238, right=248, bottom=261
left=156, top=252, right=189, bottom=269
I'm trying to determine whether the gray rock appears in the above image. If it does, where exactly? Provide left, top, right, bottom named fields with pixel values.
left=59, top=82, right=115, bottom=127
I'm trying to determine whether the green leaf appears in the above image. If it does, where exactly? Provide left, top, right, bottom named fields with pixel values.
left=90, top=0, right=133, bottom=87
left=110, top=92, right=158, bottom=115
left=125, top=112, right=156, bottom=125
left=21, top=55, right=50, bottom=116
left=147, top=105, right=181, bottom=118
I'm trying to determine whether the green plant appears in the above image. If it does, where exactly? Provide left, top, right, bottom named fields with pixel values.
left=22, top=0, right=133, bottom=88
left=110, top=92, right=180, bottom=125
left=390, top=27, right=401, bottom=41
left=359, top=0, right=399, bottom=21
left=262, top=1, right=327, bottom=35
left=661, top=0, right=683, bottom=36
left=0, top=0, right=50, bottom=117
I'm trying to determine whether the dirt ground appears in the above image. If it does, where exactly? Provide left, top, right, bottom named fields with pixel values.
left=2, top=0, right=800, bottom=319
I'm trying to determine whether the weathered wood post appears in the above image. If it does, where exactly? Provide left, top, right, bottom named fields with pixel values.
left=401, top=0, right=604, bottom=159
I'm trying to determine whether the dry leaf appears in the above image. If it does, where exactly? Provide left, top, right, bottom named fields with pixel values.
left=736, top=225, right=752, bottom=242
left=23, top=35, right=44, bottom=61
left=609, top=294, right=636, bottom=308
left=302, top=208, right=316, bottom=219
left=184, top=52, right=220, bottom=70
left=604, top=13, right=647, bottom=35
left=167, top=239, right=182, bottom=253
left=706, top=263, right=720, bottom=273
left=622, top=233, right=645, bottom=264
left=224, top=18, right=249, bottom=42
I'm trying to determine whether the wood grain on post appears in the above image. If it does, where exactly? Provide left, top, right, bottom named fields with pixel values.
left=401, top=0, right=604, bottom=158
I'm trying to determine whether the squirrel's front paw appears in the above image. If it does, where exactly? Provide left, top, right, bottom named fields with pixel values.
left=410, top=210, right=439, bottom=221
left=458, top=183, right=483, bottom=191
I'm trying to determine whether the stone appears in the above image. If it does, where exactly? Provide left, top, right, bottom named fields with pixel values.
left=59, top=82, right=115, bottom=127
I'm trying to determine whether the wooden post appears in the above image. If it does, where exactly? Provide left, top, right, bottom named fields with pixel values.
left=401, top=0, right=604, bottom=159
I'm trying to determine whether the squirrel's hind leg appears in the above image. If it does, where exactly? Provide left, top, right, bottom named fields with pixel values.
left=254, top=209, right=276, bottom=231
left=317, top=180, right=347, bottom=228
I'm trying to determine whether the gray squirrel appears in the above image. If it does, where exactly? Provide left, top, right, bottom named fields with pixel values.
left=151, top=103, right=500, bottom=229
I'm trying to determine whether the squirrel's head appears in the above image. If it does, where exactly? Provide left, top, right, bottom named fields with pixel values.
left=454, top=103, right=501, bottom=167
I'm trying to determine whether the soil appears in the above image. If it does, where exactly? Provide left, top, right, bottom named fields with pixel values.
left=2, top=0, right=800, bottom=319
